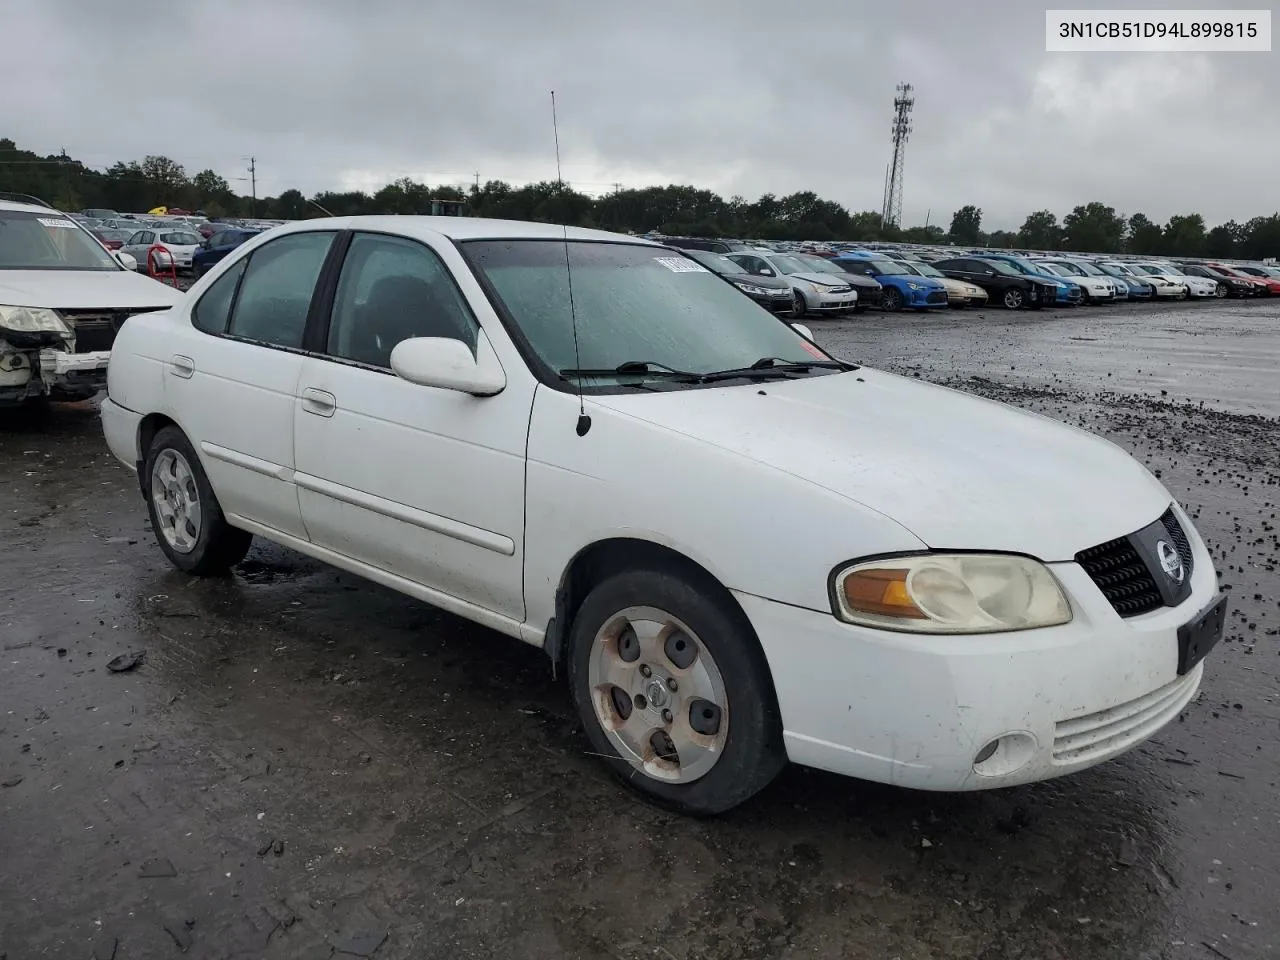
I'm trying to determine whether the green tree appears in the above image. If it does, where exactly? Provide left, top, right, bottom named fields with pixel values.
left=949, top=205, right=983, bottom=245
left=1204, top=220, right=1243, bottom=259
left=1018, top=210, right=1062, bottom=250
left=984, top=229, right=1019, bottom=249
left=1238, top=214, right=1280, bottom=260
left=1126, top=213, right=1165, bottom=255
left=1062, top=202, right=1125, bottom=253
left=1162, top=214, right=1206, bottom=257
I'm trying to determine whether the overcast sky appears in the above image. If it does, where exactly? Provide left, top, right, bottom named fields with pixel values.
left=5, top=0, right=1275, bottom=229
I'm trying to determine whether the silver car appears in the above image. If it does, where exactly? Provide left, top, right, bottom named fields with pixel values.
left=727, top=250, right=857, bottom=317
left=120, top=228, right=203, bottom=273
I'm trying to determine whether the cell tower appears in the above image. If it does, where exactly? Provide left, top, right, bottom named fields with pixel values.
left=880, top=82, right=914, bottom=229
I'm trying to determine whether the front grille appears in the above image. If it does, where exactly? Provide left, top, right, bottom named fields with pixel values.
left=926, top=290, right=948, bottom=304
left=58, top=308, right=167, bottom=353
left=1076, top=537, right=1163, bottom=616
left=1160, top=508, right=1194, bottom=577
left=1077, top=507, right=1194, bottom=618
left=1052, top=667, right=1201, bottom=765
left=825, top=285, right=851, bottom=294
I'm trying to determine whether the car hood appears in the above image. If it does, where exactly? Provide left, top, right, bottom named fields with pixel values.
left=728, top=273, right=791, bottom=291
left=0, top=269, right=184, bottom=310
left=593, top=369, right=1170, bottom=561
left=792, top=272, right=851, bottom=287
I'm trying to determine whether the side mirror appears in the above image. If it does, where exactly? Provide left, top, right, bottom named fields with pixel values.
left=390, top=328, right=506, bottom=396
left=984, top=269, right=996, bottom=276
left=791, top=323, right=814, bottom=341
left=117, top=252, right=138, bottom=271
left=758, top=268, right=774, bottom=276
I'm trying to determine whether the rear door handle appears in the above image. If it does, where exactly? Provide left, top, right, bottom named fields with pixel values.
left=300, top=387, right=337, bottom=418
left=169, top=355, right=194, bottom=379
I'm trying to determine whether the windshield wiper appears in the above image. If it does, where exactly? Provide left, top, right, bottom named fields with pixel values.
left=559, top=360, right=701, bottom=381
left=698, top=356, right=856, bottom=383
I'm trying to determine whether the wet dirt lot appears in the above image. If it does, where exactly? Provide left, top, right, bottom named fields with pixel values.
left=2, top=299, right=1277, bottom=960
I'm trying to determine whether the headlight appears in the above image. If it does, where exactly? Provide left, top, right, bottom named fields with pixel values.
left=906, top=281, right=921, bottom=290
left=0, top=305, right=71, bottom=337
left=832, top=554, right=1072, bottom=634
left=734, top=282, right=771, bottom=296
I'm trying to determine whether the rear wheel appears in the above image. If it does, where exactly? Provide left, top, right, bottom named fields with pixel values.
left=568, top=569, right=785, bottom=816
left=144, top=426, right=252, bottom=575
left=882, top=287, right=904, bottom=312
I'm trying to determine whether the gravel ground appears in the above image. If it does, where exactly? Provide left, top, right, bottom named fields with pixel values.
left=1, top=297, right=1276, bottom=960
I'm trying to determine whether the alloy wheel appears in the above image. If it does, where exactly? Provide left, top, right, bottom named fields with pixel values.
left=150, top=448, right=203, bottom=554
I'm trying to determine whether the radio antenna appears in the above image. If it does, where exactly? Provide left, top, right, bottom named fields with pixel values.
left=552, top=89, right=590, bottom=437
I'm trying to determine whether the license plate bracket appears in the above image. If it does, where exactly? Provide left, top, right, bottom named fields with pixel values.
left=1177, top=594, right=1227, bottom=675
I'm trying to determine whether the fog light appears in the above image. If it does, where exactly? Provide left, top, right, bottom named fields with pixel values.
left=972, top=732, right=1037, bottom=778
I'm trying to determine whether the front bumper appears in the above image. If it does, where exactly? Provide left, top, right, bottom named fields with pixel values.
left=1153, top=284, right=1186, bottom=298
left=101, top=396, right=143, bottom=469
left=0, top=345, right=110, bottom=403
left=738, top=506, right=1218, bottom=791
left=809, top=293, right=858, bottom=313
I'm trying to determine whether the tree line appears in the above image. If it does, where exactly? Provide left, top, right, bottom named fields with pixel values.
left=2, top=138, right=1275, bottom=260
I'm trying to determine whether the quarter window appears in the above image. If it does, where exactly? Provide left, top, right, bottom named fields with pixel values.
left=191, top=260, right=247, bottom=334
left=325, top=233, right=479, bottom=368
left=226, top=231, right=335, bottom=348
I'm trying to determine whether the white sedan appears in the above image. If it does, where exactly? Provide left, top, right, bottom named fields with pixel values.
left=120, top=228, right=204, bottom=273
left=726, top=250, right=858, bottom=316
left=1033, top=258, right=1118, bottom=303
left=1127, top=262, right=1219, bottom=298
left=100, top=216, right=1224, bottom=814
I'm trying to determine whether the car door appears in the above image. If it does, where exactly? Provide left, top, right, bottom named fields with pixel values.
left=292, top=230, right=532, bottom=622
left=122, top=231, right=148, bottom=264
left=163, top=229, right=338, bottom=541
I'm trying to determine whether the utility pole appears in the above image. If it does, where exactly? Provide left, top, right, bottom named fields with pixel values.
left=473, top=171, right=480, bottom=192
left=880, top=83, right=914, bottom=230
left=613, top=182, right=622, bottom=195
left=247, top=156, right=257, bottom=216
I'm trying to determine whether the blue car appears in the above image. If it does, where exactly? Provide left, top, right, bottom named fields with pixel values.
left=832, top=251, right=949, bottom=311
left=192, top=228, right=262, bottom=277
left=970, top=253, right=1084, bottom=306
left=1093, top=261, right=1153, bottom=299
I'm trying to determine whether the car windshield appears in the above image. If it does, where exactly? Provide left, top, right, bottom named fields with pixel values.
left=0, top=210, right=123, bottom=271
left=904, top=261, right=943, bottom=278
left=96, top=229, right=134, bottom=242
left=1038, top=263, right=1069, bottom=276
left=795, top=255, right=845, bottom=273
left=160, top=231, right=201, bottom=245
left=982, top=259, right=1023, bottom=277
left=845, top=258, right=907, bottom=275
left=683, top=249, right=747, bottom=276
left=767, top=254, right=818, bottom=275
left=463, top=240, right=835, bottom=388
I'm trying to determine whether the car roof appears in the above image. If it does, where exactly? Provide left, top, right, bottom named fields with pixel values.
left=264, top=215, right=661, bottom=245
left=0, top=198, right=65, bottom=215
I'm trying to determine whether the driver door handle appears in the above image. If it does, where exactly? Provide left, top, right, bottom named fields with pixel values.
left=300, top=387, right=337, bottom=418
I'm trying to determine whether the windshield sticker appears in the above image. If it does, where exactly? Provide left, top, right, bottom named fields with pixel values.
left=654, top=257, right=708, bottom=273
left=38, top=217, right=80, bottom=229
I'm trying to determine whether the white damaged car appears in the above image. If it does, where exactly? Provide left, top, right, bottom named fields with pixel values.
left=100, top=216, right=1225, bottom=814
left=0, top=197, right=184, bottom=406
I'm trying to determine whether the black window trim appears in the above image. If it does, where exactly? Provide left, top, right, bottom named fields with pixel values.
left=301, top=228, right=483, bottom=375
left=187, top=228, right=346, bottom=356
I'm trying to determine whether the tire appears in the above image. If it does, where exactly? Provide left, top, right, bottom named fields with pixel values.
left=882, top=287, right=904, bottom=312
left=1001, top=287, right=1025, bottom=310
left=143, top=425, right=252, bottom=575
left=567, top=568, right=786, bottom=816
left=1215, top=283, right=1228, bottom=299
left=791, top=291, right=807, bottom=318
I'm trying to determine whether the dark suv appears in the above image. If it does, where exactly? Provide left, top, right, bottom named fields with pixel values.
left=932, top=257, right=1056, bottom=310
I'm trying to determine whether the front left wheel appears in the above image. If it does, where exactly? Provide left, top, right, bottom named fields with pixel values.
left=144, top=425, right=253, bottom=575
left=568, top=568, right=786, bottom=816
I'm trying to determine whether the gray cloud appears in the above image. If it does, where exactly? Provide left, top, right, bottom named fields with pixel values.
left=6, top=0, right=1275, bottom=228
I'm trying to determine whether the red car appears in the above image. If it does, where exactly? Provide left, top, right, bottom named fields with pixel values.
left=1210, top=263, right=1277, bottom=295
left=1230, top=264, right=1280, bottom=293
left=90, top=228, right=133, bottom=251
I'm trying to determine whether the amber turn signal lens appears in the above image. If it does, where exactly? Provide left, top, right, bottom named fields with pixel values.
left=841, top=568, right=928, bottom=619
